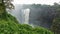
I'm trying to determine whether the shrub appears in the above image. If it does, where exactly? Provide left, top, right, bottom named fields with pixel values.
left=0, top=14, right=54, bottom=34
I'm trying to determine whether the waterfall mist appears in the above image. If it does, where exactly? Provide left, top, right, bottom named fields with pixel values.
left=9, top=4, right=30, bottom=24
left=8, top=4, right=56, bottom=28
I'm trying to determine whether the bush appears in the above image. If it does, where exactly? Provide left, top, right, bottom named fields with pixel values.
left=0, top=14, right=54, bottom=34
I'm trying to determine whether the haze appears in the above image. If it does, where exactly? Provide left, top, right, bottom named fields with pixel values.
left=13, top=0, right=60, bottom=5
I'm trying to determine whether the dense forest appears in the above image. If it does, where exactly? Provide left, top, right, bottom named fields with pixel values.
left=0, top=0, right=60, bottom=34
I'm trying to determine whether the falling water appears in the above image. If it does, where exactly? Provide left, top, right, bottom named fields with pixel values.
left=9, top=5, right=30, bottom=24
left=23, top=8, right=30, bottom=24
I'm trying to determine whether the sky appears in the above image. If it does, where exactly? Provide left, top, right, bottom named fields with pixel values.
left=13, top=0, right=60, bottom=5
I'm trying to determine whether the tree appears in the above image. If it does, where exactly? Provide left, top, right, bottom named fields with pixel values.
left=51, top=3, right=60, bottom=34
left=4, top=0, right=14, bottom=9
left=0, top=0, right=14, bottom=19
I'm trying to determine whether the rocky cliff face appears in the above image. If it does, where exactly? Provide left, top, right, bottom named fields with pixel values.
left=10, top=4, right=55, bottom=28
left=29, top=7, right=55, bottom=28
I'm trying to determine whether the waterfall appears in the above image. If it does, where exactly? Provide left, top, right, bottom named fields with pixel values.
left=23, top=8, right=30, bottom=24
left=9, top=6, right=30, bottom=24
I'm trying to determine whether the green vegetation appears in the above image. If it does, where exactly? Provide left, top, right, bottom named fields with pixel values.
left=0, top=13, right=54, bottom=34
left=0, top=0, right=57, bottom=34
left=51, top=3, right=60, bottom=34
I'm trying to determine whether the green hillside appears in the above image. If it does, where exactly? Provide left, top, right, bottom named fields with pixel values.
left=0, top=14, right=54, bottom=34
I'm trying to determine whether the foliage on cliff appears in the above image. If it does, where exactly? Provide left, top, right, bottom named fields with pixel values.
left=51, top=3, right=60, bottom=34
left=0, top=14, right=54, bottom=34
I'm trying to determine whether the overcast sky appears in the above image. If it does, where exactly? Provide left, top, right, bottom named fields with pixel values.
left=13, top=0, right=60, bottom=5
